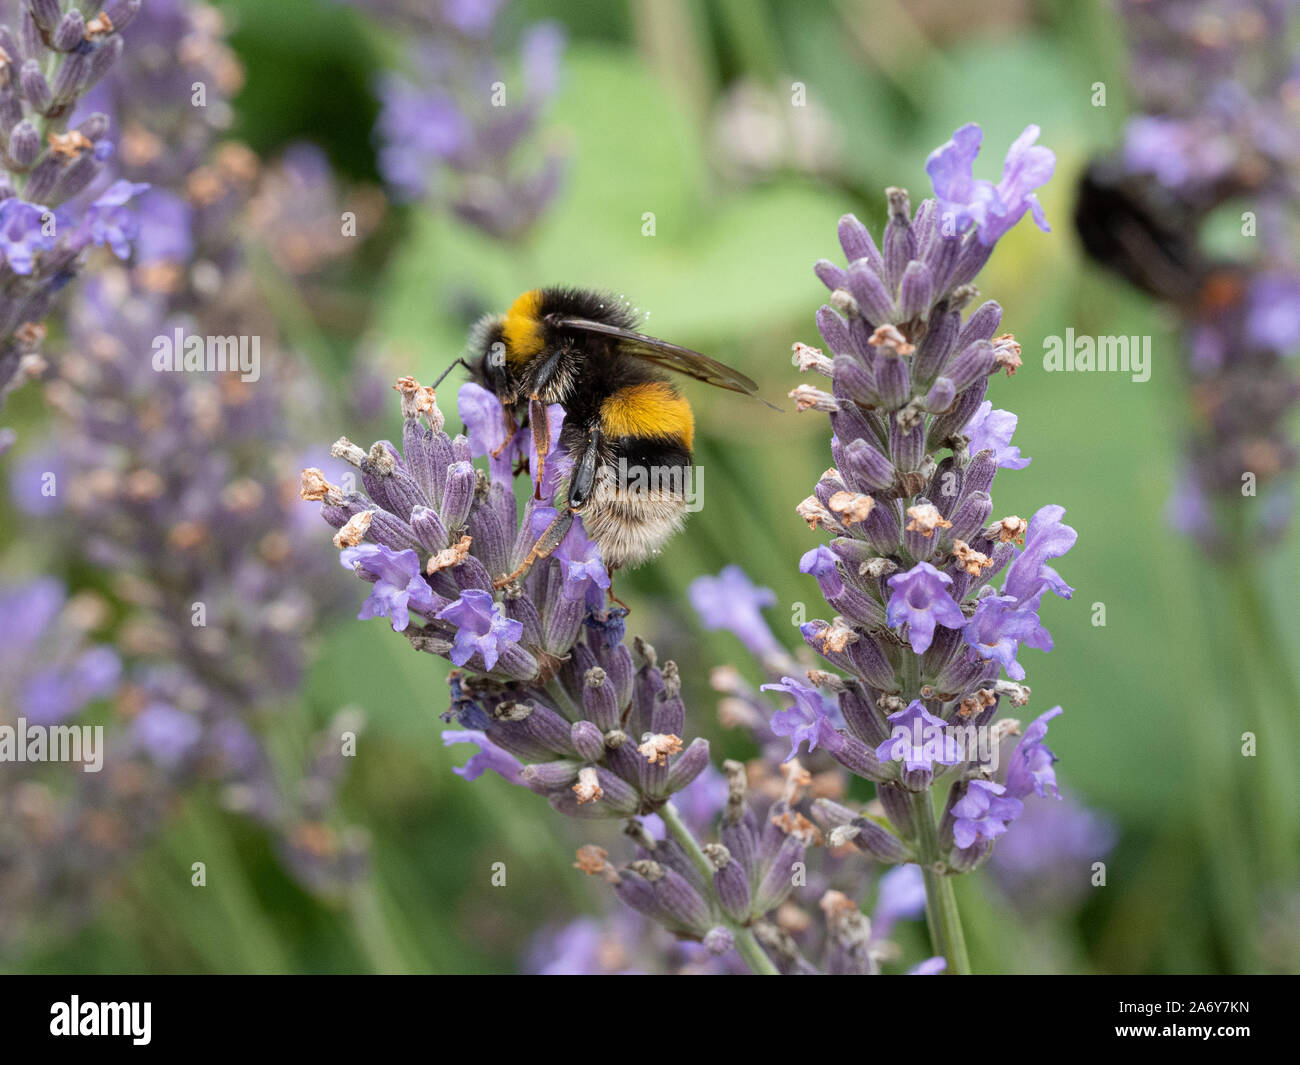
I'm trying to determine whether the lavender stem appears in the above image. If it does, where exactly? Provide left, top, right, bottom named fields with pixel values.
left=908, top=790, right=970, bottom=975
left=658, top=802, right=779, bottom=976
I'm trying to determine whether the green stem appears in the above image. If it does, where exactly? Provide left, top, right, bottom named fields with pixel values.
left=907, top=789, right=971, bottom=975
left=658, top=801, right=780, bottom=976
left=348, top=880, right=413, bottom=975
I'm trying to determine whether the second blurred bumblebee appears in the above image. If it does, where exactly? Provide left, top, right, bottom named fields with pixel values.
left=463, top=286, right=767, bottom=579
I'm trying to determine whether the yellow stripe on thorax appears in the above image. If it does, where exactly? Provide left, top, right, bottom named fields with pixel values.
left=601, top=382, right=695, bottom=449
left=502, top=289, right=545, bottom=364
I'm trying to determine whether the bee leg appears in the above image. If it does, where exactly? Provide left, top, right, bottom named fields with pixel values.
left=493, top=507, right=574, bottom=588
left=606, top=567, right=631, bottom=613
left=566, top=427, right=604, bottom=510
left=490, top=405, right=518, bottom=459
left=528, top=395, right=550, bottom=500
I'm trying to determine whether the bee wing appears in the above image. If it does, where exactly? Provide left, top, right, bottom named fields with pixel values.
left=552, top=316, right=781, bottom=410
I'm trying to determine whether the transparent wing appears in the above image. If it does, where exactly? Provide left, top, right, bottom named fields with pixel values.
left=552, top=316, right=778, bottom=407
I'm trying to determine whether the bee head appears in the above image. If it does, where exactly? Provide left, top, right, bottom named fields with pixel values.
left=466, top=312, right=515, bottom=399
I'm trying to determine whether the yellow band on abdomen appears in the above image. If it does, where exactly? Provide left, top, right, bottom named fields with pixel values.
left=600, top=382, right=695, bottom=449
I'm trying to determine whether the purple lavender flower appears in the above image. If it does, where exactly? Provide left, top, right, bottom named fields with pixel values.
left=758, top=122, right=1074, bottom=972
left=2, top=578, right=122, bottom=726
left=1122, top=115, right=1237, bottom=191
left=689, top=564, right=784, bottom=662
left=800, top=544, right=844, bottom=597
left=1247, top=273, right=1300, bottom=355
left=20, top=647, right=121, bottom=726
left=1002, top=505, right=1077, bottom=602
left=437, top=589, right=525, bottom=670
left=761, top=676, right=845, bottom=761
left=951, top=780, right=1023, bottom=849
left=308, top=381, right=821, bottom=973
left=926, top=123, right=1055, bottom=245
left=1005, top=706, right=1063, bottom=800
left=441, top=729, right=525, bottom=783
left=0, top=0, right=139, bottom=409
left=375, top=74, right=469, bottom=201
left=76, top=179, right=151, bottom=258
left=342, top=543, right=438, bottom=632
left=460, top=380, right=522, bottom=483
left=133, top=188, right=195, bottom=264
left=553, top=515, right=611, bottom=610
left=886, top=562, right=966, bottom=654
left=133, top=703, right=204, bottom=770
left=990, top=795, right=1116, bottom=913
left=964, top=401, right=1031, bottom=470
left=961, top=594, right=1044, bottom=681
left=876, top=700, right=962, bottom=774
left=0, top=2, right=375, bottom=948
left=870, top=863, right=926, bottom=942
left=358, top=1, right=568, bottom=241
left=0, top=200, right=56, bottom=275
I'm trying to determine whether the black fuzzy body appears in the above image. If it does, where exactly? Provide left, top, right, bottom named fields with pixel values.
left=464, top=287, right=696, bottom=566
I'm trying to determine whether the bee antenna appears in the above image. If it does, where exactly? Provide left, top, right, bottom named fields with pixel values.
left=431, top=356, right=472, bottom=390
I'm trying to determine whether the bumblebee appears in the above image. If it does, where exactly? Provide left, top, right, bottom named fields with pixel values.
left=454, top=286, right=770, bottom=584
left=1073, top=161, right=1249, bottom=315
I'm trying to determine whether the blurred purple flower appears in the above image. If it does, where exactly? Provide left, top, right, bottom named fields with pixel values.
left=870, top=863, right=926, bottom=942
left=133, top=188, right=194, bottom=264
left=1247, top=273, right=1300, bottom=355
left=689, top=564, right=783, bottom=661
left=21, top=648, right=122, bottom=726
left=133, top=704, right=204, bottom=770
left=0, top=200, right=56, bottom=275
left=77, top=180, right=152, bottom=259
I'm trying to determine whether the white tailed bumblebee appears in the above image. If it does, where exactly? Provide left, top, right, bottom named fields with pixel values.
left=452, top=286, right=772, bottom=585
left=1074, top=161, right=1249, bottom=315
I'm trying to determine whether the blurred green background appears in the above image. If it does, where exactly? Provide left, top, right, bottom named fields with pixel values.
left=11, top=0, right=1300, bottom=974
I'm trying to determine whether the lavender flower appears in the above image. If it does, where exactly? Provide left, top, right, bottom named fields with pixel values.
left=308, top=377, right=713, bottom=816
left=307, top=378, right=899, bottom=974
left=769, top=123, right=1074, bottom=972
left=442, top=729, right=524, bottom=783
left=246, top=143, right=385, bottom=276
left=0, top=0, right=142, bottom=409
left=990, top=795, right=1116, bottom=914
left=351, top=0, right=567, bottom=242
left=0, top=1, right=373, bottom=951
left=343, top=542, right=439, bottom=632
left=885, top=561, right=966, bottom=654
left=437, top=588, right=525, bottom=669
left=762, top=676, right=844, bottom=761
left=949, top=780, right=1022, bottom=849
left=927, top=123, right=1054, bottom=246
left=688, top=564, right=786, bottom=667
